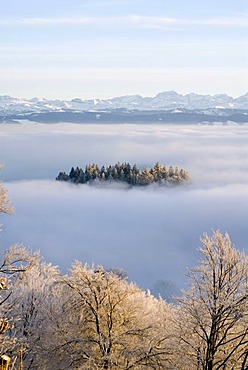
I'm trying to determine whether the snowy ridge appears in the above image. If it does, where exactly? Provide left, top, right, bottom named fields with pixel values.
left=0, top=91, right=248, bottom=114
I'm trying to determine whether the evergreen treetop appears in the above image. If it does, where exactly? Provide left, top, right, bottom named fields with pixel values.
left=56, top=162, right=189, bottom=186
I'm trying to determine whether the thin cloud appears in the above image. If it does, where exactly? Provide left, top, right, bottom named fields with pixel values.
left=129, top=15, right=248, bottom=30
left=0, top=15, right=247, bottom=29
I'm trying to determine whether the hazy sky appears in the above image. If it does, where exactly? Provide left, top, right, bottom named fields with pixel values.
left=1, top=123, right=248, bottom=290
left=0, top=0, right=247, bottom=99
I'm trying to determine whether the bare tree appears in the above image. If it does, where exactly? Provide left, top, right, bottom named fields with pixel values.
left=176, top=230, right=248, bottom=370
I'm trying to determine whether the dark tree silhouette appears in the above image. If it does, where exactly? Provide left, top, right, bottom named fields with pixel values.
left=56, top=162, right=189, bottom=187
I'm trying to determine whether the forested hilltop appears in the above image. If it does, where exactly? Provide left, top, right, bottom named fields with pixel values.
left=56, top=162, right=189, bottom=186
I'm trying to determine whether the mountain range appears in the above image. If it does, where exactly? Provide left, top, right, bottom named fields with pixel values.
left=1, top=91, right=248, bottom=124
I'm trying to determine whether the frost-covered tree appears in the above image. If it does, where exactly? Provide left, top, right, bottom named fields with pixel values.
left=38, top=263, right=174, bottom=370
left=0, top=167, right=40, bottom=366
left=6, top=259, right=60, bottom=369
left=0, top=246, right=39, bottom=348
left=176, top=231, right=248, bottom=370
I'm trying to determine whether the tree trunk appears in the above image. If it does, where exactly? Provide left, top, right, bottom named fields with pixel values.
left=241, top=350, right=248, bottom=370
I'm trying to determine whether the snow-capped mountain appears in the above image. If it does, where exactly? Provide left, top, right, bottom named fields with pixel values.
left=1, top=91, right=248, bottom=124
left=0, top=91, right=247, bottom=115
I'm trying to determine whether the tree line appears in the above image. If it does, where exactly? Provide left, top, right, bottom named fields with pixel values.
left=56, top=162, right=189, bottom=186
left=0, top=171, right=248, bottom=370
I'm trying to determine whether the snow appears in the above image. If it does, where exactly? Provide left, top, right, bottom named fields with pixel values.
left=0, top=91, right=247, bottom=114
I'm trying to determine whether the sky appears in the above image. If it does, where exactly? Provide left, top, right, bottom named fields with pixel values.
left=1, top=123, right=248, bottom=291
left=0, top=0, right=247, bottom=99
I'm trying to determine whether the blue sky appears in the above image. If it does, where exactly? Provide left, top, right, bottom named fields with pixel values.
left=0, top=0, right=247, bottom=99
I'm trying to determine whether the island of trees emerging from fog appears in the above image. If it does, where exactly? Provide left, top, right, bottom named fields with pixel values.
left=56, top=162, right=189, bottom=186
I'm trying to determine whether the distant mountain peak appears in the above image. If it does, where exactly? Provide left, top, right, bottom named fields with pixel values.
left=0, top=91, right=247, bottom=115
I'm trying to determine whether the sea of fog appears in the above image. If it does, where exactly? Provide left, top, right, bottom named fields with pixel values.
left=0, top=122, right=248, bottom=292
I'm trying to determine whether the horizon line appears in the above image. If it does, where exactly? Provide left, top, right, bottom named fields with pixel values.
left=1, top=90, right=247, bottom=102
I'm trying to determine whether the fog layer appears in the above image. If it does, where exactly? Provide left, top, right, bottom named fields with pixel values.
left=1, top=123, right=248, bottom=289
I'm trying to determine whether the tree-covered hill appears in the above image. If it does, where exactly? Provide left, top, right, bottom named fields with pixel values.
left=56, top=162, right=189, bottom=186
